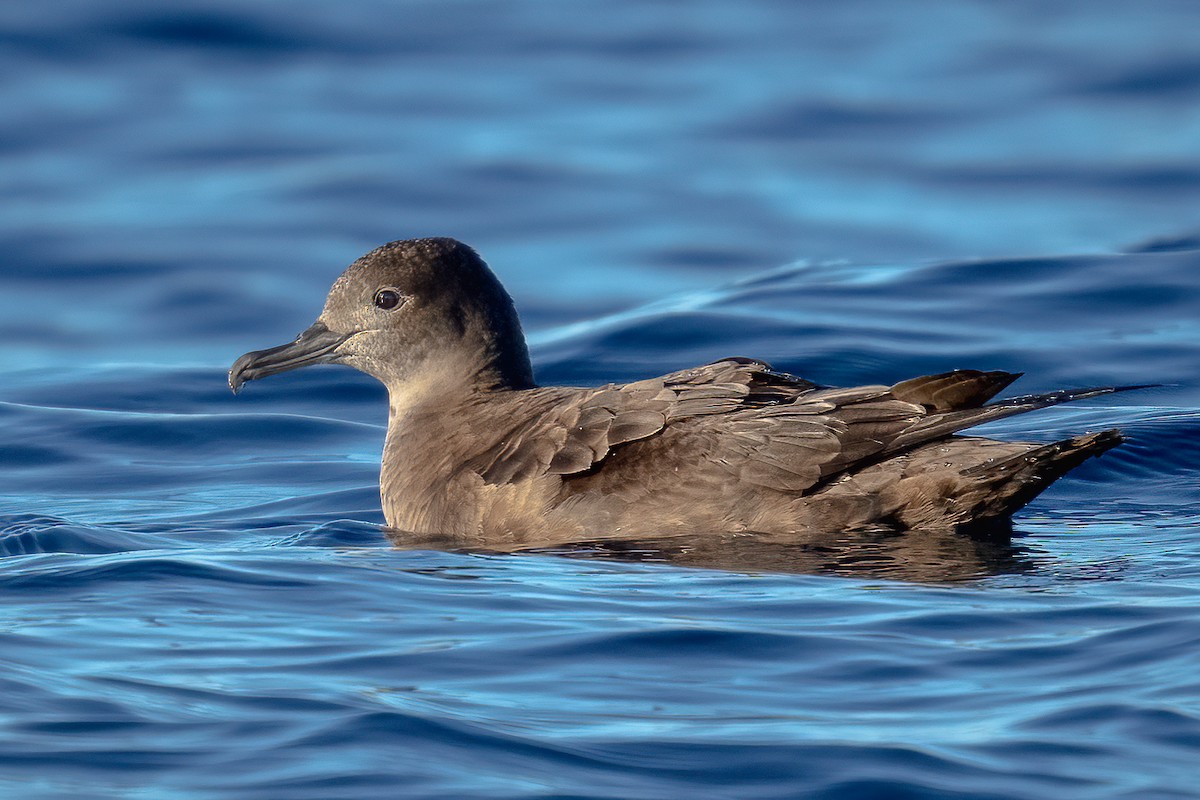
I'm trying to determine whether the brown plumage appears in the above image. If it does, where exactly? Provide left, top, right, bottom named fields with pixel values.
left=229, top=237, right=1133, bottom=548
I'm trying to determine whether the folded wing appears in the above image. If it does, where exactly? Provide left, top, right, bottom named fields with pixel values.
left=470, top=358, right=1130, bottom=494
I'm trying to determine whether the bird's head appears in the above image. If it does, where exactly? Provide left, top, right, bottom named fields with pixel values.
left=229, top=237, right=534, bottom=395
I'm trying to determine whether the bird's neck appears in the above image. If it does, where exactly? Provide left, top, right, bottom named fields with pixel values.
left=376, top=323, right=535, bottom=532
left=379, top=361, right=519, bottom=534
left=382, top=336, right=532, bottom=411
left=476, top=324, right=535, bottom=392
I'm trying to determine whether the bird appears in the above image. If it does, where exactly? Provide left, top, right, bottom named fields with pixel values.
left=229, top=237, right=1134, bottom=549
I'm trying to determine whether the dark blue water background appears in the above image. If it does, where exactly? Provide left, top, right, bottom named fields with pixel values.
left=3, top=2, right=1199, bottom=798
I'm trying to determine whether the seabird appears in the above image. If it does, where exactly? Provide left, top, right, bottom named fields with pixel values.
left=229, top=237, right=1134, bottom=546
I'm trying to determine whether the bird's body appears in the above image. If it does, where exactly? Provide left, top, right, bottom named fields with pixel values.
left=230, top=237, right=1129, bottom=547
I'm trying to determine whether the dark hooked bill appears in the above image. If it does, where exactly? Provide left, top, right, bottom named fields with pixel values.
left=228, top=322, right=351, bottom=393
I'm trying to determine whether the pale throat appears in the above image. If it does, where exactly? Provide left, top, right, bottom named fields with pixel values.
left=379, top=346, right=503, bottom=473
left=378, top=364, right=500, bottom=533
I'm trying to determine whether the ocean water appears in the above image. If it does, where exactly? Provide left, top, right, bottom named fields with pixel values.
left=3, top=2, right=1200, bottom=798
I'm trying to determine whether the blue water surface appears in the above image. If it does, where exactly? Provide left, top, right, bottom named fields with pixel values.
left=3, top=2, right=1200, bottom=798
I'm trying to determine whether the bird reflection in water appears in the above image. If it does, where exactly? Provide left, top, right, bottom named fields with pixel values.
left=385, top=523, right=1037, bottom=582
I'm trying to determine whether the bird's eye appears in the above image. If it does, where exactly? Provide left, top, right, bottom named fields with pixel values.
left=373, top=289, right=403, bottom=310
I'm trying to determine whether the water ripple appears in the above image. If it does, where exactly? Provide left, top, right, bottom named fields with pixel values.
left=4, top=2, right=1200, bottom=797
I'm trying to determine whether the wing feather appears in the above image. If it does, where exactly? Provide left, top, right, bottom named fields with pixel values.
left=468, top=359, right=1121, bottom=496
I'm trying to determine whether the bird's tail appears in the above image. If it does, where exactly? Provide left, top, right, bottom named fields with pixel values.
left=874, top=429, right=1124, bottom=533
left=958, top=429, right=1124, bottom=524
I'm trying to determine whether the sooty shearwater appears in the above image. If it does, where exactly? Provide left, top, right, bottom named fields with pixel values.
left=229, top=237, right=1135, bottom=547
